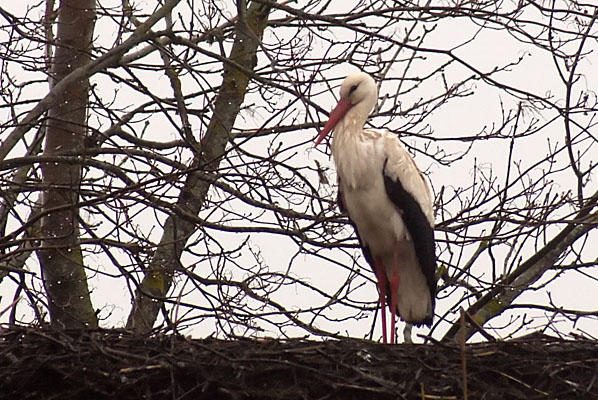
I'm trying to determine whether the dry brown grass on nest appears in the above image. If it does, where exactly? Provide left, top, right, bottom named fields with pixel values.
left=0, top=327, right=596, bottom=400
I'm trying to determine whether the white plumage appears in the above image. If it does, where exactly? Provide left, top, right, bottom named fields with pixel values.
left=315, top=72, right=436, bottom=344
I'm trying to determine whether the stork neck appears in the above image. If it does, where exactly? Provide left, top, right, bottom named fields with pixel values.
left=336, top=103, right=370, bottom=139
left=331, top=110, right=368, bottom=158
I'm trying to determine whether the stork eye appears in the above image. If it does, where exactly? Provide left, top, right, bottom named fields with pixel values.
left=349, top=84, right=358, bottom=93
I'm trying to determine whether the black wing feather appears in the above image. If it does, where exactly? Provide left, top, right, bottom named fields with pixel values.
left=382, top=158, right=437, bottom=326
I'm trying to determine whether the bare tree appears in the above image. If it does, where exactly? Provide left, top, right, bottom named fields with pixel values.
left=0, top=0, right=596, bottom=341
left=36, top=0, right=98, bottom=329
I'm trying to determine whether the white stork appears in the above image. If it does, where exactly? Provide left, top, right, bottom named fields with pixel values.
left=315, top=72, right=436, bottom=344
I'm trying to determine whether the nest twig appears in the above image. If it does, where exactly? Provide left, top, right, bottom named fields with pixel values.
left=0, top=327, right=596, bottom=399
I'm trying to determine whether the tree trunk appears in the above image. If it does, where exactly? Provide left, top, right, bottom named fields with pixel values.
left=126, top=1, right=272, bottom=332
left=37, top=0, right=98, bottom=329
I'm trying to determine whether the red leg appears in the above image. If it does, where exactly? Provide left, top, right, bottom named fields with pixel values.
left=373, top=257, right=388, bottom=344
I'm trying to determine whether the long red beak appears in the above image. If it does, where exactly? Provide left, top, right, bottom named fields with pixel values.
left=314, top=98, right=353, bottom=146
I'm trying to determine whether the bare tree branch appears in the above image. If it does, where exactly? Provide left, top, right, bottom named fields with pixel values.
left=126, top=0, right=272, bottom=332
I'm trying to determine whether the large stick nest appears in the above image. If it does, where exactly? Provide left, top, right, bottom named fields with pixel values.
left=1, top=327, right=596, bottom=399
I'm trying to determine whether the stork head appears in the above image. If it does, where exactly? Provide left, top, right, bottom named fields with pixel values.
left=314, top=72, right=378, bottom=145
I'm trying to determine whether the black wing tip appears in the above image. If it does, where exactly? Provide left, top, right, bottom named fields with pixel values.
left=398, top=300, right=436, bottom=328
left=382, top=169, right=438, bottom=322
left=410, top=315, right=434, bottom=328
